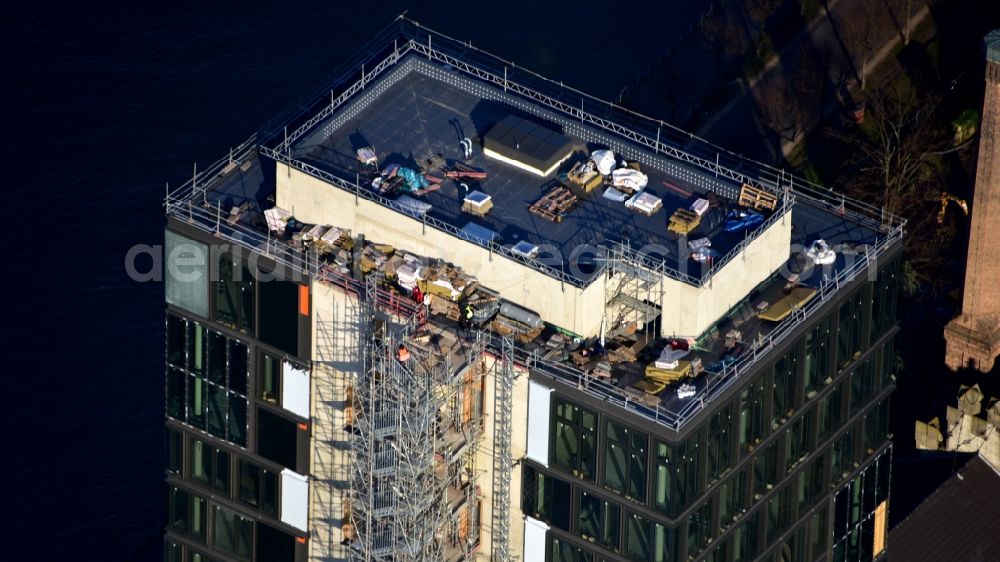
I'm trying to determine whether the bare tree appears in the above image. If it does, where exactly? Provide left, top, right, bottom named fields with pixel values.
left=838, top=1, right=885, bottom=89
left=743, top=0, right=783, bottom=57
left=700, top=4, right=750, bottom=97
left=826, top=86, right=971, bottom=295
left=758, top=44, right=824, bottom=144
left=701, top=4, right=750, bottom=58
left=758, top=75, right=807, bottom=142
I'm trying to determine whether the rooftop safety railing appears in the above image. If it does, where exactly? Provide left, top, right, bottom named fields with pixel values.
left=490, top=220, right=903, bottom=432
left=255, top=17, right=904, bottom=234
left=165, top=174, right=425, bottom=333
left=164, top=16, right=908, bottom=432
left=245, top=17, right=900, bottom=287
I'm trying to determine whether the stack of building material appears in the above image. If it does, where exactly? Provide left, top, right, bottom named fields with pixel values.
left=611, top=168, right=648, bottom=193
left=394, top=260, right=423, bottom=292
left=418, top=262, right=478, bottom=301
left=676, top=383, right=696, bottom=399
left=592, top=361, right=612, bottom=379
left=444, top=162, right=488, bottom=180
left=757, top=287, right=817, bottom=322
left=320, top=226, right=343, bottom=247
left=607, top=344, right=637, bottom=363
left=302, top=224, right=326, bottom=243
left=461, top=191, right=493, bottom=217
left=357, top=242, right=400, bottom=274
left=633, top=378, right=668, bottom=396
left=688, top=238, right=711, bottom=252
left=567, top=160, right=602, bottom=192
left=591, top=149, right=616, bottom=176
left=690, top=198, right=710, bottom=216
left=644, top=360, right=692, bottom=383
left=264, top=206, right=291, bottom=234
left=668, top=208, right=701, bottom=234
left=529, top=186, right=578, bottom=222
left=428, top=293, right=460, bottom=320
left=625, top=192, right=663, bottom=216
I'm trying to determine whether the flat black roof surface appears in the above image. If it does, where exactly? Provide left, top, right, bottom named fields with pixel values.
left=889, top=455, right=1000, bottom=562
left=290, top=69, right=880, bottom=285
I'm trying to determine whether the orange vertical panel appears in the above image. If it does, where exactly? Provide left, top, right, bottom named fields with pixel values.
left=298, top=285, right=309, bottom=316
left=873, top=501, right=887, bottom=556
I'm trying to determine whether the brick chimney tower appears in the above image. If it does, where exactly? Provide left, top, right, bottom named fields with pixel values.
left=944, top=30, right=1000, bottom=373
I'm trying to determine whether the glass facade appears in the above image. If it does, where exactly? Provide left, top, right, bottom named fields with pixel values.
left=215, top=252, right=255, bottom=334
left=832, top=449, right=891, bottom=562
left=166, top=314, right=249, bottom=447
left=165, top=230, right=209, bottom=318
left=525, top=257, right=899, bottom=562
left=165, top=229, right=307, bottom=562
left=602, top=420, right=648, bottom=503
left=553, top=397, right=598, bottom=480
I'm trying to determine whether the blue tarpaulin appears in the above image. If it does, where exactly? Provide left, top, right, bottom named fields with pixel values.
left=396, top=167, right=429, bottom=192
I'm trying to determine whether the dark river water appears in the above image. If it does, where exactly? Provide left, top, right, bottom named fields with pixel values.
left=6, top=1, right=715, bottom=560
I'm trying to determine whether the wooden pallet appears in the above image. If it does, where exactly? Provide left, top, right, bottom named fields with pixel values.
left=668, top=208, right=701, bottom=234
left=739, top=183, right=779, bottom=211
left=529, top=186, right=578, bottom=222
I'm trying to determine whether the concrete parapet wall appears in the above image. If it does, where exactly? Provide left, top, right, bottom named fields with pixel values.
left=278, top=163, right=607, bottom=337
left=661, top=208, right=791, bottom=337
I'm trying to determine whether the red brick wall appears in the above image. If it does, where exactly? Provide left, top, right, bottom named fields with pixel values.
left=945, top=57, right=1000, bottom=372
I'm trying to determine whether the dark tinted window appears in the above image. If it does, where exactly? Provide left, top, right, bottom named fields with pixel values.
left=260, top=279, right=299, bottom=355
left=259, top=351, right=281, bottom=405
left=552, top=397, right=597, bottom=480
left=211, top=505, right=252, bottom=560
left=603, top=420, right=647, bottom=503
left=257, top=408, right=298, bottom=469
left=257, top=523, right=296, bottom=562
left=522, top=465, right=570, bottom=530
left=215, top=254, right=255, bottom=334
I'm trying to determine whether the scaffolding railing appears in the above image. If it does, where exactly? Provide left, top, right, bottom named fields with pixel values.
left=491, top=334, right=515, bottom=562
left=350, top=275, right=445, bottom=562
left=348, top=274, right=486, bottom=562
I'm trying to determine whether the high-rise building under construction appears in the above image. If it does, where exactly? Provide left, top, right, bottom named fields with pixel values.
left=162, top=18, right=904, bottom=562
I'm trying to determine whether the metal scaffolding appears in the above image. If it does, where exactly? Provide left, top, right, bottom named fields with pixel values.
left=603, top=241, right=665, bottom=339
left=491, top=334, right=515, bottom=562
left=349, top=274, right=485, bottom=562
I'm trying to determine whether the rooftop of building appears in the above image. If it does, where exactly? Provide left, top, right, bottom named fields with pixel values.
left=286, top=67, right=883, bottom=286
left=165, top=18, right=905, bottom=432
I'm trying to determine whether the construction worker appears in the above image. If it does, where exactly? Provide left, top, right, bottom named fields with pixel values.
left=464, top=302, right=474, bottom=326
left=397, top=344, right=410, bottom=362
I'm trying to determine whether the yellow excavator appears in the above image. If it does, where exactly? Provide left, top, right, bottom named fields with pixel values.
left=937, top=192, right=969, bottom=225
